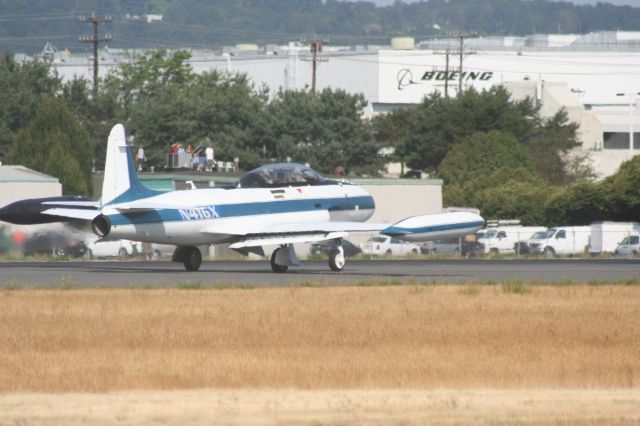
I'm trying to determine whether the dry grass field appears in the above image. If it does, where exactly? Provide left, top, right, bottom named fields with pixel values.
left=1, top=283, right=640, bottom=424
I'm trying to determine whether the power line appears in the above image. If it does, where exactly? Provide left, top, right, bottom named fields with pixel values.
left=0, top=14, right=87, bottom=23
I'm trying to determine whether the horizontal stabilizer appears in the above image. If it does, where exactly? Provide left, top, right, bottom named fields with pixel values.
left=42, top=200, right=100, bottom=208
left=41, top=208, right=101, bottom=221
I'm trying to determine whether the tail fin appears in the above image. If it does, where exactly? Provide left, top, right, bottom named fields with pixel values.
left=101, top=124, right=158, bottom=206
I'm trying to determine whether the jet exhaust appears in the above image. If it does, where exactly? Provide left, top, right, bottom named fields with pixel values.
left=92, top=215, right=111, bottom=237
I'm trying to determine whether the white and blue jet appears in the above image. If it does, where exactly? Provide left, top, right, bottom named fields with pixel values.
left=13, top=124, right=485, bottom=271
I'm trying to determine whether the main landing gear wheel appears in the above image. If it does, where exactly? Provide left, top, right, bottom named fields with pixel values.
left=328, top=247, right=345, bottom=272
left=270, top=248, right=289, bottom=273
left=183, top=246, right=202, bottom=271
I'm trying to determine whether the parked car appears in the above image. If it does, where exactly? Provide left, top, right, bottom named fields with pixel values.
left=361, top=235, right=420, bottom=256
left=310, top=239, right=362, bottom=257
left=85, top=238, right=141, bottom=258
left=421, top=239, right=484, bottom=256
left=22, top=230, right=87, bottom=258
left=614, top=235, right=640, bottom=256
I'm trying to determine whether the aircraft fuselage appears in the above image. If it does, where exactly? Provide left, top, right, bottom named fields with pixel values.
left=102, top=183, right=374, bottom=246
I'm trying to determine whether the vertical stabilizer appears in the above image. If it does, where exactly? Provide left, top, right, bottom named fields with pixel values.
left=101, top=124, right=157, bottom=205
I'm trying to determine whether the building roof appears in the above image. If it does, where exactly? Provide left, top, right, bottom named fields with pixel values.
left=0, top=165, right=59, bottom=183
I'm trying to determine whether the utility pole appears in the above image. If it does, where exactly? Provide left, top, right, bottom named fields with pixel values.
left=444, top=48, right=450, bottom=98
left=457, top=33, right=477, bottom=94
left=302, top=39, right=328, bottom=93
left=79, top=13, right=112, bottom=99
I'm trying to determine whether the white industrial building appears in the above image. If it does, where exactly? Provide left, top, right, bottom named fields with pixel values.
left=36, top=31, right=640, bottom=178
left=0, top=165, right=61, bottom=208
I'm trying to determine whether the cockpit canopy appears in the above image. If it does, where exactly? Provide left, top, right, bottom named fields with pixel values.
left=239, top=163, right=326, bottom=188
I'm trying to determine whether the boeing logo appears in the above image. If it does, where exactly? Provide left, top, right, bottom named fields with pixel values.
left=397, top=68, right=494, bottom=90
left=421, top=70, right=493, bottom=81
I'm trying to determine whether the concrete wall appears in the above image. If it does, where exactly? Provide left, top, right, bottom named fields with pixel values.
left=362, top=182, right=442, bottom=224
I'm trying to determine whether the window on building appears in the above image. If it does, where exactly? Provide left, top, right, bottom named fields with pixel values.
left=603, top=132, right=640, bottom=150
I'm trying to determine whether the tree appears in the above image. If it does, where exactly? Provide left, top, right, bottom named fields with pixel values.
left=260, top=88, right=383, bottom=175
left=371, top=107, right=411, bottom=173
left=61, top=76, right=121, bottom=171
left=400, top=87, right=539, bottom=173
left=543, top=181, right=608, bottom=226
left=480, top=180, right=559, bottom=226
left=103, top=49, right=194, bottom=119
left=0, top=54, right=62, bottom=156
left=601, top=156, right=640, bottom=221
left=523, top=109, right=582, bottom=185
left=6, top=97, right=92, bottom=195
left=437, top=130, right=552, bottom=223
left=438, top=130, right=536, bottom=189
left=123, top=68, right=268, bottom=171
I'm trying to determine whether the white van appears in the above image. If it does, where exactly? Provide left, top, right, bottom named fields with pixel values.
left=528, top=226, right=591, bottom=256
left=477, top=226, right=546, bottom=254
left=590, top=222, right=640, bottom=254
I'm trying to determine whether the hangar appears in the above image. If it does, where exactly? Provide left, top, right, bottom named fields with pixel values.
left=0, top=165, right=61, bottom=208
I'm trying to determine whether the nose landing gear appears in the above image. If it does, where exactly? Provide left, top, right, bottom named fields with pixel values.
left=328, top=245, right=345, bottom=272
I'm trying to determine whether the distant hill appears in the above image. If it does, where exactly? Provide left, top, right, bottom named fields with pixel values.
left=365, top=0, right=639, bottom=5
left=1, top=0, right=639, bottom=53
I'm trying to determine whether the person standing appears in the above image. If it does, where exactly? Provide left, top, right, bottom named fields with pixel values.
left=137, top=145, right=146, bottom=171
left=205, top=145, right=215, bottom=172
left=199, top=151, right=206, bottom=171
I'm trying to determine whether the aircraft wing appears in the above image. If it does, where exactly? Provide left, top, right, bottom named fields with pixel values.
left=203, top=220, right=387, bottom=238
left=262, top=221, right=388, bottom=234
left=213, top=211, right=485, bottom=250
left=204, top=220, right=386, bottom=254
left=229, top=231, right=349, bottom=251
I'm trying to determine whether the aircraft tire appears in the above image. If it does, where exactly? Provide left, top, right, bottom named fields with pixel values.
left=183, top=246, right=202, bottom=271
left=270, top=248, right=288, bottom=273
left=328, top=248, right=345, bottom=272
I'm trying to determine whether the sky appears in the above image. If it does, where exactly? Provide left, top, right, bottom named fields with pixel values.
left=362, top=0, right=639, bottom=6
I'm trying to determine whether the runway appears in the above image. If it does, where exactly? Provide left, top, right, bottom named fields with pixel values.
left=1, top=258, right=639, bottom=288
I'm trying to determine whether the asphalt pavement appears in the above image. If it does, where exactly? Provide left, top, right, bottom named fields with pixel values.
left=1, top=258, right=639, bottom=288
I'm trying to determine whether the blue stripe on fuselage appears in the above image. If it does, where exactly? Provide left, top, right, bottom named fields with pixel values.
left=108, top=195, right=375, bottom=226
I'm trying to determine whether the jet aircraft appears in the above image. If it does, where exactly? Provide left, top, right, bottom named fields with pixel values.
left=0, top=124, right=485, bottom=271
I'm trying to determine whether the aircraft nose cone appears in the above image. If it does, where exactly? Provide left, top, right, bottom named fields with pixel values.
left=0, top=204, right=17, bottom=223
